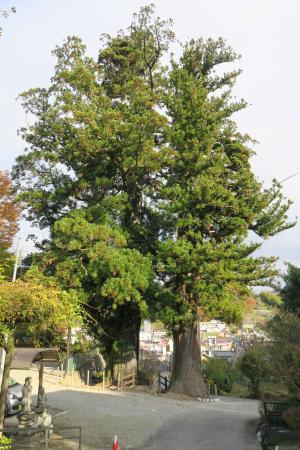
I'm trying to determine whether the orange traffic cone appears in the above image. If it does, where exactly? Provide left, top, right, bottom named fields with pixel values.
left=112, top=435, right=120, bottom=450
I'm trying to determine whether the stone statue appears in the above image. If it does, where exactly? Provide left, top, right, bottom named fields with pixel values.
left=149, top=374, right=159, bottom=396
left=18, top=376, right=52, bottom=431
left=18, top=376, right=35, bottom=429
left=36, top=385, right=47, bottom=414
left=21, top=377, right=32, bottom=413
left=35, top=385, right=52, bottom=430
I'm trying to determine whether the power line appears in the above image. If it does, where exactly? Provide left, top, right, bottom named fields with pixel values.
left=279, top=171, right=300, bottom=184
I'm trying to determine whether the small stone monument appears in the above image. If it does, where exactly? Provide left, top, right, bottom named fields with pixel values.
left=36, top=385, right=47, bottom=414
left=35, top=384, right=52, bottom=429
left=18, top=377, right=36, bottom=428
left=149, top=374, right=159, bottom=395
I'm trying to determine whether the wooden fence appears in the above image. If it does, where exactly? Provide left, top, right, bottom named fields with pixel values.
left=118, top=370, right=136, bottom=390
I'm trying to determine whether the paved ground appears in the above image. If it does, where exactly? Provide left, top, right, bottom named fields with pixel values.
left=144, top=397, right=261, bottom=450
left=8, top=369, right=262, bottom=449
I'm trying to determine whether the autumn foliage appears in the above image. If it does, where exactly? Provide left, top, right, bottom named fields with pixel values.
left=0, top=170, right=19, bottom=249
left=244, top=296, right=257, bottom=314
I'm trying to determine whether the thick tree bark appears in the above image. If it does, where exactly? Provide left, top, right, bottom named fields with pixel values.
left=170, top=322, right=206, bottom=397
left=0, top=344, right=13, bottom=431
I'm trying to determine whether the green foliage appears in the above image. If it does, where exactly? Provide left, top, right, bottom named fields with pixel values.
left=203, top=358, right=236, bottom=393
left=11, top=6, right=294, bottom=372
left=156, top=43, right=292, bottom=326
left=265, top=311, right=300, bottom=397
left=34, top=208, right=153, bottom=363
left=0, top=249, right=14, bottom=281
left=280, top=264, right=300, bottom=313
left=47, top=208, right=151, bottom=307
left=0, top=434, right=12, bottom=449
left=283, top=407, right=300, bottom=438
left=0, top=268, right=81, bottom=348
left=239, top=344, right=270, bottom=398
left=71, top=329, right=96, bottom=354
left=238, top=311, right=300, bottom=401
left=258, top=291, right=283, bottom=309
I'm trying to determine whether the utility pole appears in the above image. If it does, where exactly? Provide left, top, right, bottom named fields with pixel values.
left=12, top=238, right=21, bottom=282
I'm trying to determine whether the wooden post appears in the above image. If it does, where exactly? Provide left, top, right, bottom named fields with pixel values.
left=102, top=370, right=105, bottom=392
left=66, top=326, right=71, bottom=374
left=71, top=367, right=74, bottom=387
left=214, top=384, right=218, bottom=397
left=87, top=370, right=90, bottom=390
left=133, top=370, right=135, bottom=387
left=208, top=384, right=211, bottom=402
left=118, top=371, right=121, bottom=390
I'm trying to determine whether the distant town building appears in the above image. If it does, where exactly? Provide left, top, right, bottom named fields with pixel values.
left=140, top=321, right=173, bottom=357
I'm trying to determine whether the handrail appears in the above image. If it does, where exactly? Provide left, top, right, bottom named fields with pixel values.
left=158, top=373, right=169, bottom=392
left=0, top=426, right=82, bottom=449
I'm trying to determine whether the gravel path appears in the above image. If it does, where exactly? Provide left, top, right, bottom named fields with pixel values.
left=9, top=370, right=261, bottom=449
left=47, top=388, right=203, bottom=449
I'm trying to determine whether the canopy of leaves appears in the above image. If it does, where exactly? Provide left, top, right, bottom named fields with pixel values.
left=12, top=5, right=294, bottom=338
left=31, top=207, right=153, bottom=360
left=40, top=208, right=152, bottom=308
left=280, top=264, right=300, bottom=313
left=258, top=291, right=283, bottom=309
left=0, top=171, right=20, bottom=281
left=0, top=171, right=19, bottom=249
left=240, top=311, right=300, bottom=400
left=265, top=311, right=300, bottom=397
left=0, top=268, right=81, bottom=347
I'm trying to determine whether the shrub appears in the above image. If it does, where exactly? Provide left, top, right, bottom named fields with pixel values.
left=239, top=345, right=270, bottom=398
left=0, top=435, right=12, bottom=449
left=139, top=350, right=165, bottom=384
left=283, top=406, right=300, bottom=438
left=203, top=358, right=236, bottom=393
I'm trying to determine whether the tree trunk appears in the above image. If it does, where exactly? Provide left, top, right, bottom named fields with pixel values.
left=65, top=326, right=71, bottom=374
left=170, top=322, right=206, bottom=397
left=133, top=309, right=141, bottom=371
left=0, top=344, right=13, bottom=431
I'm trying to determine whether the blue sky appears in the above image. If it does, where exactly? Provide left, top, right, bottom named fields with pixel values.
left=1, top=0, right=300, bottom=273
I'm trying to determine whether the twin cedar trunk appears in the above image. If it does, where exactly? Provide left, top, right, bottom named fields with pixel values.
left=170, top=322, right=206, bottom=397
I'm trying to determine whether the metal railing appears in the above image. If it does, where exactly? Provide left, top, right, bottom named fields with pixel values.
left=0, top=426, right=81, bottom=449
left=158, top=373, right=169, bottom=392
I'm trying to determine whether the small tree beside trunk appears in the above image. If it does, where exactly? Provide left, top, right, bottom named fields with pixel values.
left=0, top=270, right=81, bottom=429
